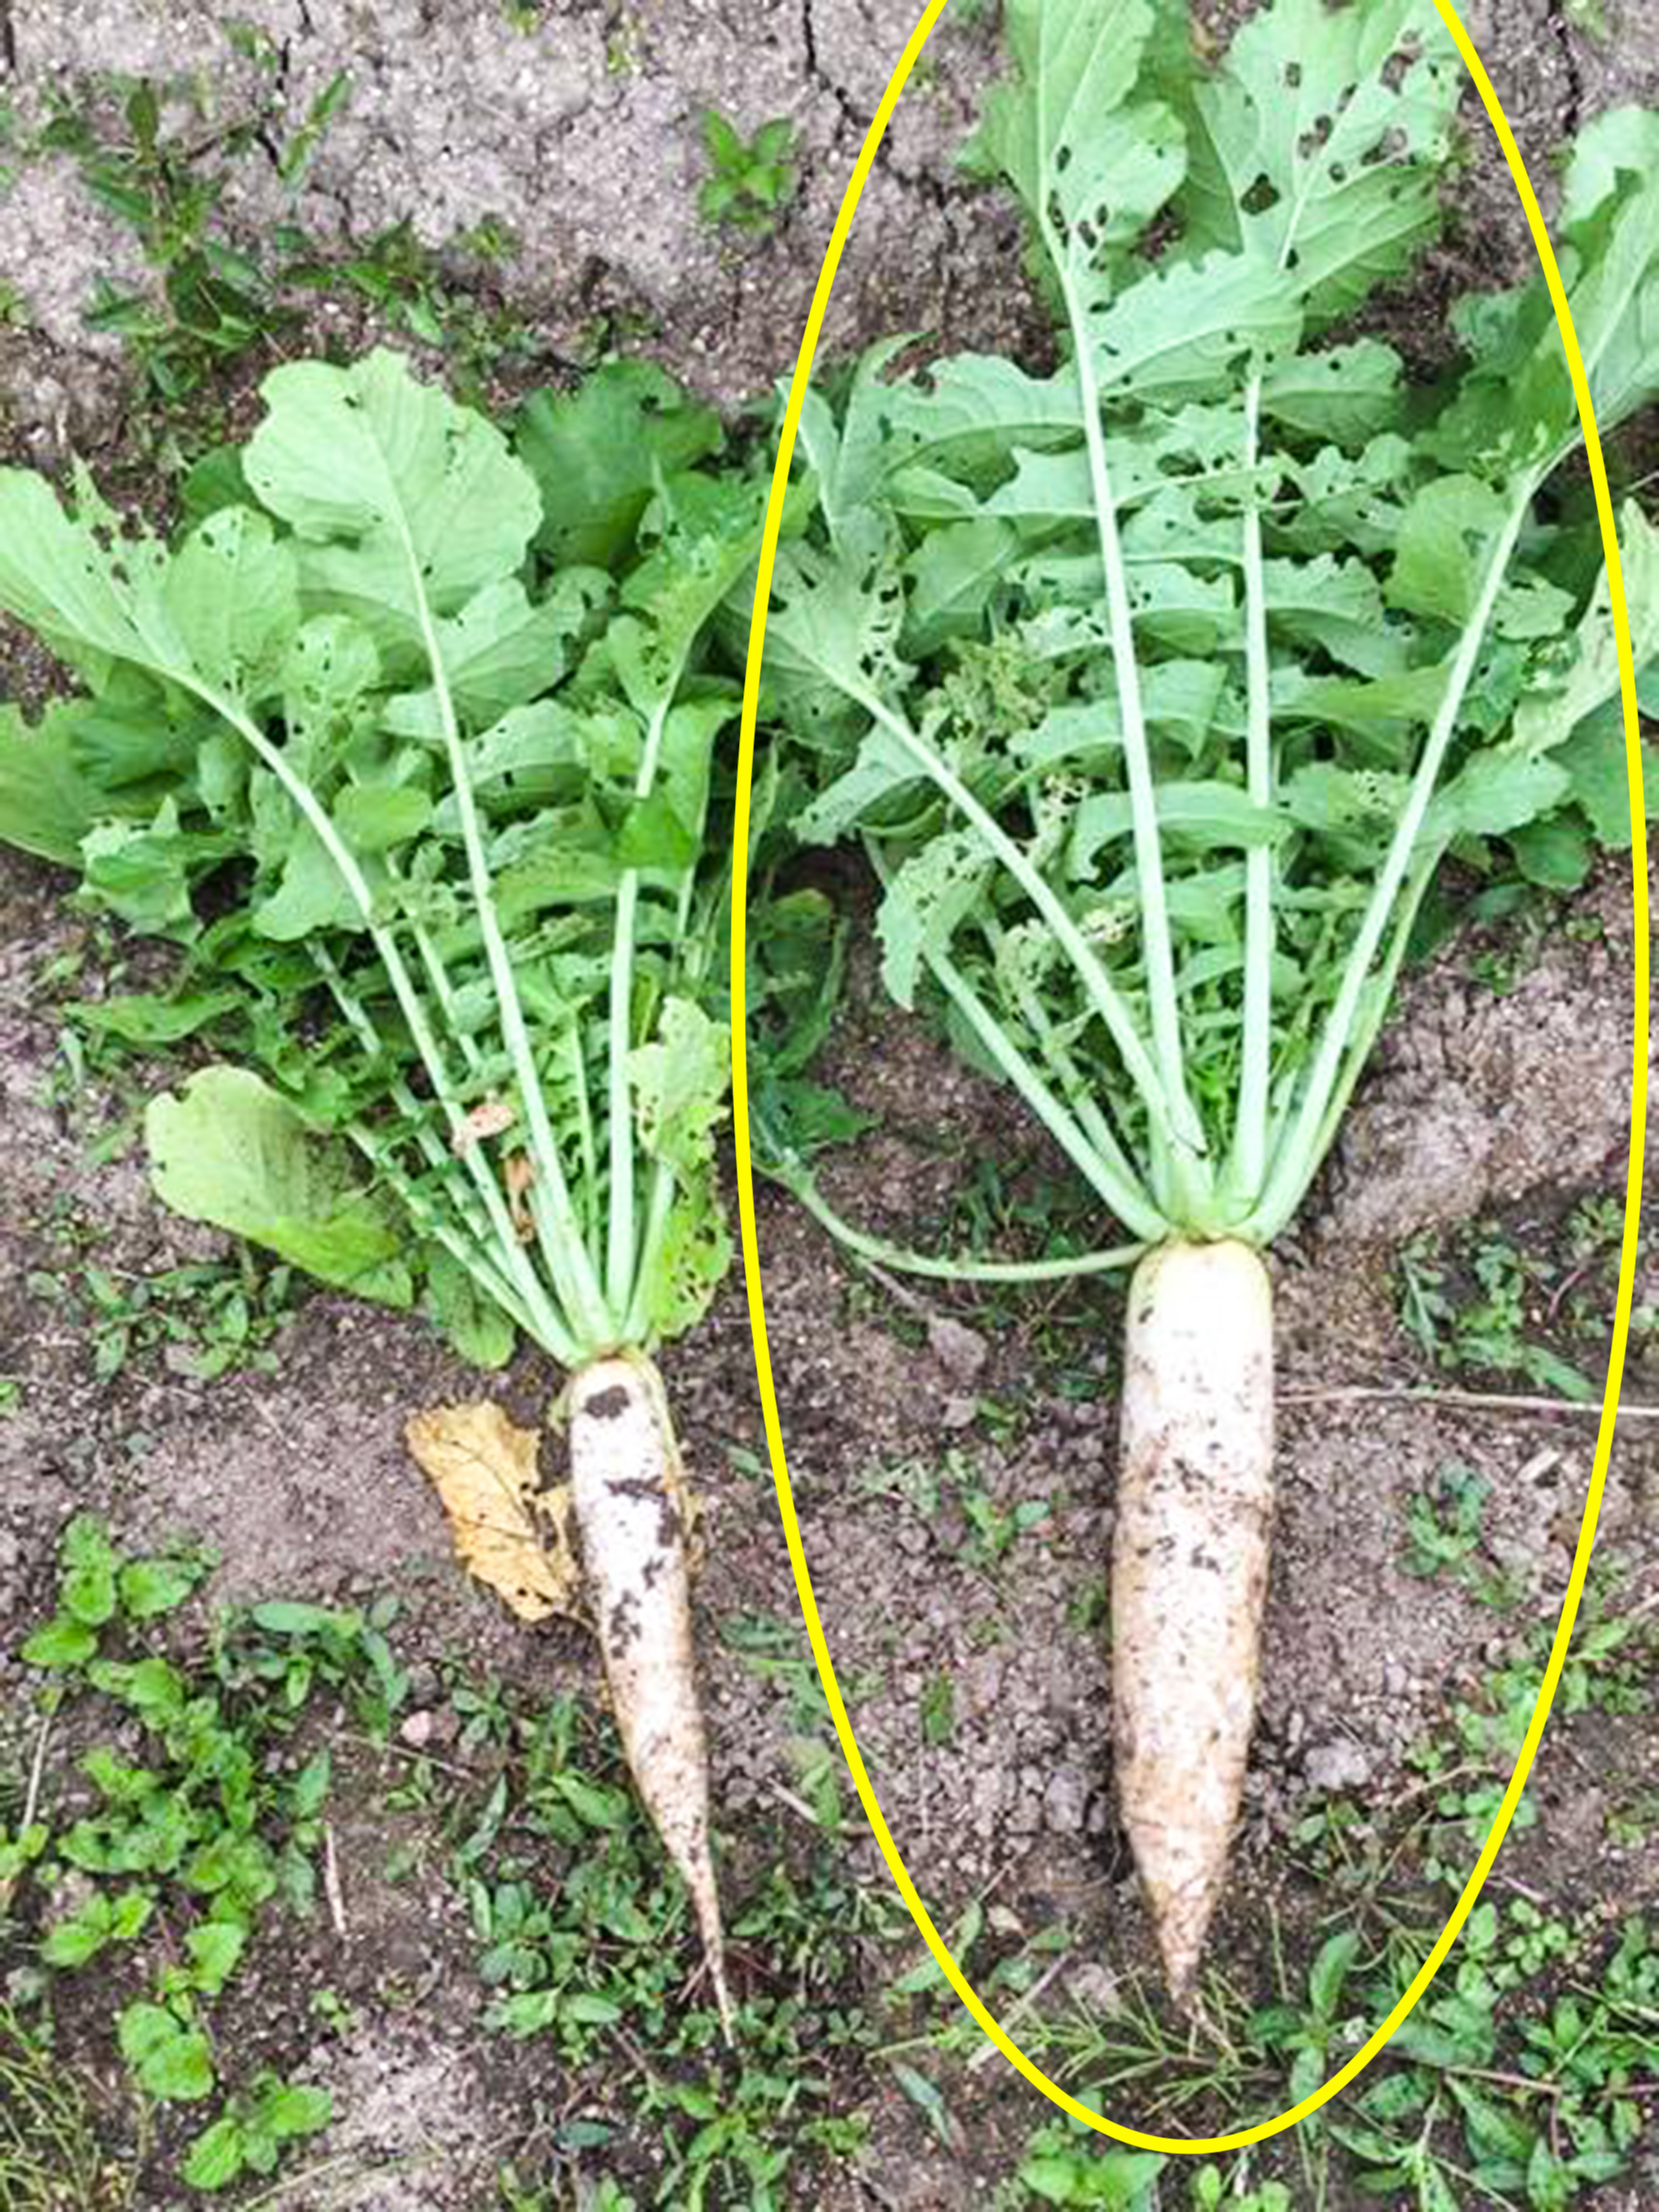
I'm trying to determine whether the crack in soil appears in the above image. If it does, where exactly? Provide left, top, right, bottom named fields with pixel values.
left=1545, top=0, right=1585, bottom=135
left=800, top=0, right=950, bottom=206
left=0, top=0, right=16, bottom=75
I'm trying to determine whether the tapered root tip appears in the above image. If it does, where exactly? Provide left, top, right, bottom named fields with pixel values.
left=1153, top=1895, right=1214, bottom=2018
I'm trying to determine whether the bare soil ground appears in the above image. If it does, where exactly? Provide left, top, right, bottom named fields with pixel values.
left=2, top=4, right=1657, bottom=2210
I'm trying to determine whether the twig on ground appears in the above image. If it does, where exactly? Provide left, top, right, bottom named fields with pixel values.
left=0, top=1709, right=54, bottom=1910
left=1282, top=1384, right=1659, bottom=1421
left=766, top=1781, right=828, bottom=1829
left=966, top=1950, right=1073, bottom=2071
left=323, top=1820, right=348, bottom=1939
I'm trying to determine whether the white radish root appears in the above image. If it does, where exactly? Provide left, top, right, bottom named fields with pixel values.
left=567, top=1352, right=732, bottom=2038
left=1112, top=1237, right=1274, bottom=2008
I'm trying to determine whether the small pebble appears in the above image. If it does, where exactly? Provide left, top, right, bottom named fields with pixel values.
left=1304, top=1738, right=1373, bottom=1793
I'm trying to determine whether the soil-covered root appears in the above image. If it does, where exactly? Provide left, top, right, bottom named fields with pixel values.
left=1112, top=1237, right=1275, bottom=2007
left=568, top=1352, right=732, bottom=2037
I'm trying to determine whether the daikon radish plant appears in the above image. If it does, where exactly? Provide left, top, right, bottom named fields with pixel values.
left=0, top=349, right=771, bottom=2032
left=759, top=0, right=1659, bottom=2002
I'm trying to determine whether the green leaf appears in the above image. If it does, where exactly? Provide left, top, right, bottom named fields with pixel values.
left=186, top=1922, right=246, bottom=1995
left=245, top=348, right=542, bottom=628
left=1261, top=340, right=1405, bottom=445
left=1511, top=813, right=1592, bottom=890
left=252, top=822, right=362, bottom=941
left=163, top=507, right=299, bottom=708
left=1559, top=710, right=1659, bottom=848
left=903, top=518, right=1021, bottom=652
left=638, top=1178, right=732, bottom=1344
left=260, top=2081, right=332, bottom=2140
left=1388, top=477, right=1509, bottom=628
left=118, top=2001, right=215, bottom=2102
left=631, top=999, right=729, bottom=1178
left=1426, top=752, right=1571, bottom=843
left=554, top=1773, right=632, bottom=1830
left=702, top=107, right=743, bottom=171
left=119, top=1555, right=208, bottom=1619
left=182, top=2117, right=246, bottom=2190
left=290, top=1751, right=332, bottom=1820
left=1016, top=2147, right=1166, bottom=2208
left=41, top=1898, right=122, bottom=1966
left=966, top=0, right=1186, bottom=270
left=145, top=1065, right=408, bottom=1293
left=61, top=1558, right=118, bottom=1628
left=80, top=802, right=202, bottom=936
left=249, top=1600, right=355, bottom=1636
left=0, top=702, right=107, bottom=864
left=1174, top=0, right=1462, bottom=328
left=1308, top=1928, right=1360, bottom=2019
left=1088, top=250, right=1302, bottom=402
left=610, top=470, right=776, bottom=717
left=333, top=784, right=432, bottom=854
left=424, top=1247, right=516, bottom=1369
left=1074, top=782, right=1287, bottom=876
left=0, top=466, right=167, bottom=683
left=72, top=991, right=243, bottom=1047
left=391, top=572, right=606, bottom=729
left=516, top=362, right=722, bottom=570
left=1513, top=503, right=1659, bottom=768
left=878, top=829, right=992, bottom=1009
left=61, top=1513, right=116, bottom=1573
left=22, top=1615, right=99, bottom=1670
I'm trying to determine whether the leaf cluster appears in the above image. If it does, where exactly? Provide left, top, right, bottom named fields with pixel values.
left=0, top=351, right=771, bottom=1369
left=698, top=109, right=799, bottom=236
left=763, top=0, right=1659, bottom=1256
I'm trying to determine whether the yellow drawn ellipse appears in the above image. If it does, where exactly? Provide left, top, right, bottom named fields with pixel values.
left=727, top=0, right=1650, bottom=2156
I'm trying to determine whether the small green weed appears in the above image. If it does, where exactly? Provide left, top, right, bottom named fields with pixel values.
left=1405, top=1558, right=1653, bottom=1886
left=1327, top=1910, right=1655, bottom=2208
left=697, top=109, right=798, bottom=236
left=36, top=71, right=317, bottom=432
left=39, top=57, right=535, bottom=459
left=1399, top=1464, right=1523, bottom=1609
left=441, top=1680, right=888, bottom=2206
left=178, top=2072, right=332, bottom=2191
left=859, top=1446, right=1052, bottom=1574
left=27, top=1199, right=306, bottom=1385
left=290, top=215, right=537, bottom=395
left=6, top=1518, right=409, bottom=2197
left=1398, top=1222, right=1602, bottom=1401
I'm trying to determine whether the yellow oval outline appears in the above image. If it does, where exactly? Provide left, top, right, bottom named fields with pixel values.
left=727, top=0, right=1650, bottom=2156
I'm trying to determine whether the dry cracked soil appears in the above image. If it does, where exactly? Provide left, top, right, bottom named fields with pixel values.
left=1, top=3, right=1658, bottom=2210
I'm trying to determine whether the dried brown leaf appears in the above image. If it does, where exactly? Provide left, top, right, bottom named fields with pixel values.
left=505, top=1154, right=536, bottom=1241
left=450, top=1097, right=517, bottom=1154
left=406, top=1400, right=581, bottom=1623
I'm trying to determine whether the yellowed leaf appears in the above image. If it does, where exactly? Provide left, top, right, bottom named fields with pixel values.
left=406, top=1400, right=581, bottom=1623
